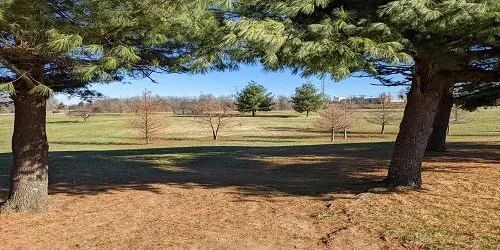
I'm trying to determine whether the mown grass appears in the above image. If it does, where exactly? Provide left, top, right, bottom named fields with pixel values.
left=0, top=108, right=498, bottom=152
left=0, top=108, right=499, bottom=249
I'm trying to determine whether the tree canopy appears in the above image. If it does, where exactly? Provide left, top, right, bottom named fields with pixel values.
left=225, top=0, right=499, bottom=85
left=0, top=0, right=232, bottom=98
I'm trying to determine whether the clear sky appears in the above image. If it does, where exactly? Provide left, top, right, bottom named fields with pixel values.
left=57, top=63, right=406, bottom=104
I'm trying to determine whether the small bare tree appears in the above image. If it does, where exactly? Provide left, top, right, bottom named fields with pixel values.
left=315, top=103, right=353, bottom=142
left=194, top=94, right=237, bottom=140
left=366, top=92, right=398, bottom=134
left=67, top=108, right=92, bottom=122
left=448, top=105, right=469, bottom=134
left=128, top=90, right=166, bottom=144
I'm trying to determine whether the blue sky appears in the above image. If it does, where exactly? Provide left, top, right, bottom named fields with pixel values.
left=57, top=64, right=406, bottom=104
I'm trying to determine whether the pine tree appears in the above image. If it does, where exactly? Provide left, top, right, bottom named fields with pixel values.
left=235, top=81, right=274, bottom=116
left=226, top=0, right=500, bottom=188
left=292, top=83, right=325, bottom=117
left=0, top=0, right=231, bottom=213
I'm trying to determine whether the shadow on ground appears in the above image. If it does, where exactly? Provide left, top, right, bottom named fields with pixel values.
left=0, top=142, right=497, bottom=199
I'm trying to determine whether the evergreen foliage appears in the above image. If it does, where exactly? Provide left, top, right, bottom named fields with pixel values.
left=0, top=0, right=232, bottom=97
left=235, top=81, right=274, bottom=116
left=291, top=83, right=324, bottom=116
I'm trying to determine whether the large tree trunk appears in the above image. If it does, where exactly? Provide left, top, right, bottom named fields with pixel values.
left=387, top=59, right=442, bottom=188
left=426, top=88, right=453, bottom=152
left=0, top=92, right=49, bottom=213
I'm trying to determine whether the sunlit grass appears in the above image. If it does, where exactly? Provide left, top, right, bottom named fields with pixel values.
left=0, top=108, right=498, bottom=153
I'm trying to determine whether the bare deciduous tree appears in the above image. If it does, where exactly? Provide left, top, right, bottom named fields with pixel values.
left=448, top=105, right=469, bottom=135
left=366, top=92, right=399, bottom=134
left=194, top=94, right=237, bottom=140
left=315, top=103, right=354, bottom=142
left=128, top=90, right=166, bottom=144
left=67, top=105, right=92, bottom=122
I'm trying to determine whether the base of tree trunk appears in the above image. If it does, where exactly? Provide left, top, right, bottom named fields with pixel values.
left=0, top=178, right=48, bottom=213
left=0, top=92, right=49, bottom=213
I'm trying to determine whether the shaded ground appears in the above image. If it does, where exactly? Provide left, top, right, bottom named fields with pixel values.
left=0, top=141, right=498, bottom=249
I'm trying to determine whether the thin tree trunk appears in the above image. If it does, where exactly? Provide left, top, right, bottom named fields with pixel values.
left=427, top=88, right=453, bottom=152
left=343, top=129, right=347, bottom=139
left=387, top=59, right=442, bottom=188
left=380, top=123, right=385, bottom=134
left=1, top=92, right=49, bottom=213
left=330, top=129, right=334, bottom=143
left=252, top=110, right=255, bottom=117
left=306, top=110, right=309, bottom=117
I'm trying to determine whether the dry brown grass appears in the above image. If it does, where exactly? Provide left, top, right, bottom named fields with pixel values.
left=0, top=141, right=498, bottom=249
left=321, top=142, right=500, bottom=249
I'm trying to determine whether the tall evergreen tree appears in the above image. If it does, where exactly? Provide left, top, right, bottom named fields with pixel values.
left=235, top=81, right=273, bottom=116
left=0, top=0, right=231, bottom=213
left=225, top=0, right=500, bottom=188
left=292, top=83, right=324, bottom=117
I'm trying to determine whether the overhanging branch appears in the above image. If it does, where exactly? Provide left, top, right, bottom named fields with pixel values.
left=0, top=56, right=36, bottom=89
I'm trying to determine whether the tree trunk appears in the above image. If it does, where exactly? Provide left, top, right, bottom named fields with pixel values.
left=427, top=88, right=453, bottom=152
left=330, top=129, right=335, bottom=143
left=380, top=123, right=385, bottom=134
left=343, top=129, right=347, bottom=139
left=306, top=110, right=309, bottom=117
left=252, top=110, right=255, bottom=117
left=212, top=130, right=218, bottom=140
left=387, top=59, right=442, bottom=188
left=1, top=92, right=49, bottom=213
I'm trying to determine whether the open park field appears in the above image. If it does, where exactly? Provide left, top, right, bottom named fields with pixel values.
left=0, top=109, right=499, bottom=249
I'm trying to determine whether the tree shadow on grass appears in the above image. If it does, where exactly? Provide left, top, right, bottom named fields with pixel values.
left=0, top=141, right=497, bottom=200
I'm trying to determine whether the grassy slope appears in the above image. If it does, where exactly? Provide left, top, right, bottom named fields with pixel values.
left=0, top=108, right=499, bottom=249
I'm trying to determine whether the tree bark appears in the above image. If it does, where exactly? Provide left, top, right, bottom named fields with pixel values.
left=343, top=129, right=347, bottom=139
left=330, top=129, right=334, bottom=143
left=387, top=59, right=442, bottom=188
left=306, top=110, right=309, bottom=117
left=0, top=92, right=49, bottom=213
left=426, top=88, right=453, bottom=152
left=252, top=110, right=255, bottom=117
left=380, top=123, right=385, bottom=134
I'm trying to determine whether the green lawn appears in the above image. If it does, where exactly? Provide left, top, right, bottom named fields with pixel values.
left=0, top=108, right=498, bottom=152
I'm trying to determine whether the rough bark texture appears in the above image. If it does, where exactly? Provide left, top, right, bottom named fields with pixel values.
left=387, top=59, right=442, bottom=188
left=427, top=89, right=454, bottom=152
left=0, top=92, right=49, bottom=213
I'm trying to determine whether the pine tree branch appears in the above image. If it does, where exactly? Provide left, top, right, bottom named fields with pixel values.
left=0, top=56, right=36, bottom=89
left=437, top=70, right=500, bottom=84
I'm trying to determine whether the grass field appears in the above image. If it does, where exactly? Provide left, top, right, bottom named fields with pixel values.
left=0, top=108, right=499, bottom=249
